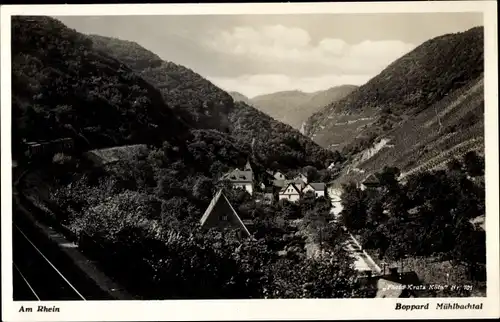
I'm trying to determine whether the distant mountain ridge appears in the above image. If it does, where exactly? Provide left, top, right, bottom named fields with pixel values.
left=303, top=26, right=484, bottom=186
left=228, top=91, right=252, bottom=105
left=229, top=85, right=358, bottom=130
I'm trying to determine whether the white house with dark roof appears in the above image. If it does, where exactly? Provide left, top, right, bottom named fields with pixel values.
left=302, top=182, right=326, bottom=198
left=221, top=168, right=254, bottom=195
left=360, top=173, right=381, bottom=191
left=285, top=178, right=307, bottom=190
left=279, top=183, right=302, bottom=202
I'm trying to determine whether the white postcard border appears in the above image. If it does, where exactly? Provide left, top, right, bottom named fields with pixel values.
left=1, top=1, right=499, bottom=321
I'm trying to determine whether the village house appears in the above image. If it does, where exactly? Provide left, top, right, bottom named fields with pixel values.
left=302, top=182, right=326, bottom=198
left=293, top=173, right=308, bottom=184
left=199, top=189, right=251, bottom=238
left=360, top=173, right=381, bottom=191
left=220, top=160, right=255, bottom=195
left=271, top=171, right=287, bottom=188
left=284, top=178, right=307, bottom=190
left=327, top=184, right=344, bottom=216
left=221, top=168, right=254, bottom=196
left=273, top=171, right=286, bottom=181
left=279, top=183, right=302, bottom=202
left=84, top=144, right=148, bottom=167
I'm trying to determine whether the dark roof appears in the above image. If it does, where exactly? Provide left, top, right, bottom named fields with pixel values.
left=244, top=160, right=252, bottom=171
left=273, top=179, right=286, bottom=187
left=200, top=189, right=251, bottom=237
left=363, top=174, right=380, bottom=185
left=85, top=144, right=148, bottom=165
left=307, top=182, right=325, bottom=191
left=285, top=179, right=305, bottom=186
left=221, top=169, right=253, bottom=182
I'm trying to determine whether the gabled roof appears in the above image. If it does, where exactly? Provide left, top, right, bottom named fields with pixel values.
left=85, top=144, right=148, bottom=165
left=221, top=169, right=253, bottom=182
left=363, top=173, right=380, bottom=185
left=280, top=183, right=301, bottom=195
left=285, top=179, right=306, bottom=186
left=244, top=160, right=252, bottom=171
left=274, top=171, right=287, bottom=178
left=293, top=173, right=307, bottom=180
left=305, top=182, right=325, bottom=191
left=200, top=189, right=251, bottom=237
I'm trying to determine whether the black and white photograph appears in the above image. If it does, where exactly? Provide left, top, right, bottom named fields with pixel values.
left=1, top=2, right=499, bottom=321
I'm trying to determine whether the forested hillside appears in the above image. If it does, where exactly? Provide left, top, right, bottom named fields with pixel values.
left=229, top=102, right=343, bottom=172
left=88, top=33, right=340, bottom=172
left=304, top=26, right=484, bottom=184
left=13, top=16, right=359, bottom=300
left=11, top=16, right=191, bottom=158
left=89, top=34, right=234, bottom=132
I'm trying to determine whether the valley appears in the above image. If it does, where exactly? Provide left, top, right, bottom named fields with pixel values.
left=10, top=15, right=486, bottom=300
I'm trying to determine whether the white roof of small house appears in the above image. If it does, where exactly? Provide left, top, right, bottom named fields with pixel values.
left=279, top=183, right=301, bottom=195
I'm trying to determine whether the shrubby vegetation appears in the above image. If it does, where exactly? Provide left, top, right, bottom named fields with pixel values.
left=340, top=152, right=486, bottom=294
left=89, top=34, right=234, bottom=132
left=12, top=16, right=359, bottom=299
left=48, top=141, right=360, bottom=299
left=229, top=102, right=344, bottom=171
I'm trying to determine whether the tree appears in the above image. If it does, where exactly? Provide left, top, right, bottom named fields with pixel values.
left=463, top=151, right=484, bottom=177
left=340, top=183, right=368, bottom=230
left=447, top=158, right=463, bottom=173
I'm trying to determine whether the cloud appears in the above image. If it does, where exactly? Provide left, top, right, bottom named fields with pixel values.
left=208, top=73, right=371, bottom=98
left=205, top=24, right=416, bottom=77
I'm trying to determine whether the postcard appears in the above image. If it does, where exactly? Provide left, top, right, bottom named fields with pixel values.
left=1, top=1, right=498, bottom=321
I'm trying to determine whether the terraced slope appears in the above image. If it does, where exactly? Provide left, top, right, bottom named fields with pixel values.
left=303, top=26, right=484, bottom=185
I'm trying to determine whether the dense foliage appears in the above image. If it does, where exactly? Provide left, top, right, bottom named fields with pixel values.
left=229, top=102, right=344, bottom=171
left=340, top=152, right=486, bottom=294
left=48, top=141, right=360, bottom=299
left=89, top=34, right=234, bottom=132
left=11, top=16, right=190, bottom=158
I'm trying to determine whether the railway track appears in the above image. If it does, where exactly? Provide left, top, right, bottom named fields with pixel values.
left=12, top=223, right=87, bottom=301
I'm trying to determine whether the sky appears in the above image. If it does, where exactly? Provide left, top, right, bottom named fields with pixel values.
left=55, top=13, right=483, bottom=98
